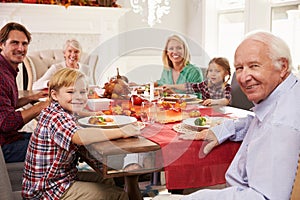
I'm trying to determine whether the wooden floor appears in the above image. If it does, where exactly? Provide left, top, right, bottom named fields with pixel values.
left=142, top=184, right=226, bottom=199
left=140, top=172, right=226, bottom=199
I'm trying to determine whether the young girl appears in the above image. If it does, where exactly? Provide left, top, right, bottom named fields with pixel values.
left=164, top=57, right=231, bottom=106
left=22, top=68, right=139, bottom=200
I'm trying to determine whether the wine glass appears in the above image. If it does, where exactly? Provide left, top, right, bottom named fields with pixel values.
left=140, top=102, right=149, bottom=125
left=141, top=101, right=157, bottom=125
left=148, top=102, right=157, bottom=124
left=155, top=87, right=164, bottom=103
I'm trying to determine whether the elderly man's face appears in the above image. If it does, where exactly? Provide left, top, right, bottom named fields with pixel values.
left=234, top=39, right=286, bottom=104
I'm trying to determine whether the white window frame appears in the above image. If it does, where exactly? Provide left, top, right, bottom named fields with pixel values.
left=202, top=0, right=300, bottom=73
left=270, top=0, right=300, bottom=72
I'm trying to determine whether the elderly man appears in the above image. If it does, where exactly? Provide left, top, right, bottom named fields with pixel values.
left=154, top=31, right=300, bottom=200
left=0, top=22, right=48, bottom=163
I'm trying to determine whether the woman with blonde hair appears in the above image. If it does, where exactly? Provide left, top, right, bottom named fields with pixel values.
left=32, top=39, right=91, bottom=90
left=156, top=34, right=203, bottom=96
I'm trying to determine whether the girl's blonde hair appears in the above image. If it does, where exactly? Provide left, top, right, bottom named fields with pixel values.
left=48, top=68, right=87, bottom=101
left=162, top=34, right=191, bottom=70
left=207, top=57, right=231, bottom=85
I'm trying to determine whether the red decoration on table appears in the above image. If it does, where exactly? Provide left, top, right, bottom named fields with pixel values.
left=142, top=107, right=241, bottom=189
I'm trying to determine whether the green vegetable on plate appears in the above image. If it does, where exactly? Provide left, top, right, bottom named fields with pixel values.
left=97, top=116, right=105, bottom=122
left=194, top=117, right=207, bottom=126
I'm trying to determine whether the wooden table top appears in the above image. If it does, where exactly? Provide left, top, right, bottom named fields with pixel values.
left=89, top=136, right=161, bottom=156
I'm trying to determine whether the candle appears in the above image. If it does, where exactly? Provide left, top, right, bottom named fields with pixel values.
left=150, top=82, right=154, bottom=101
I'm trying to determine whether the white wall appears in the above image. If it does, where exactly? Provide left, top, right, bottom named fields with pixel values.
left=94, top=0, right=209, bottom=86
left=0, top=3, right=129, bottom=53
left=120, top=0, right=187, bottom=35
left=0, top=1, right=206, bottom=88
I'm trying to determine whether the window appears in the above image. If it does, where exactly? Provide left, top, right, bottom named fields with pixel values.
left=218, top=12, right=244, bottom=64
left=215, top=0, right=300, bottom=72
left=217, top=0, right=245, bottom=71
left=271, top=1, right=300, bottom=71
left=218, top=0, right=245, bottom=10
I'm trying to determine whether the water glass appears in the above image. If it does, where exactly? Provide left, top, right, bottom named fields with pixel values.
left=141, top=101, right=157, bottom=125
left=155, top=87, right=164, bottom=103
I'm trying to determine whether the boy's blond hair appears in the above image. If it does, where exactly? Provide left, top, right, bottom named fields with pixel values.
left=48, top=68, right=87, bottom=101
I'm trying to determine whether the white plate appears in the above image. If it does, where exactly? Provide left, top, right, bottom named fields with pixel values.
left=78, top=115, right=137, bottom=128
left=182, top=117, right=210, bottom=129
left=182, top=117, right=226, bottom=130
left=130, top=85, right=145, bottom=90
left=164, top=94, right=198, bottom=101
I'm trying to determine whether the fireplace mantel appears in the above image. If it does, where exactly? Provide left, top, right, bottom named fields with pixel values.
left=0, top=3, right=129, bottom=35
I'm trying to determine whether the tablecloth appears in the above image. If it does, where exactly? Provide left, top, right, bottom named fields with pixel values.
left=142, top=107, right=241, bottom=189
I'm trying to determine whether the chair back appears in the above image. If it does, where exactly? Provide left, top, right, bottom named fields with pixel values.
left=22, top=49, right=98, bottom=90
left=230, top=72, right=254, bottom=110
left=290, top=154, right=300, bottom=200
left=0, top=146, right=14, bottom=200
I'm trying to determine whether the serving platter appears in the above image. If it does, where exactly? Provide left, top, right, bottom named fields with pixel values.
left=163, top=94, right=198, bottom=101
left=78, top=115, right=137, bottom=128
left=130, top=85, right=146, bottom=94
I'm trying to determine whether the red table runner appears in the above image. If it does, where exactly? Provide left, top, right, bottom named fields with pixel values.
left=142, top=107, right=241, bottom=189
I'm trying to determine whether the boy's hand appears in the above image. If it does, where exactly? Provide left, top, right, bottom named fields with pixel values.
left=121, top=124, right=142, bottom=138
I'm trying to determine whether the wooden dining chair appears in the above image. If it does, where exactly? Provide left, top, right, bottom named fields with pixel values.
left=0, top=146, right=22, bottom=200
left=290, top=154, right=300, bottom=200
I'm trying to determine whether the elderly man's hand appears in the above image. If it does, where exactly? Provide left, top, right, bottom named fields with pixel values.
left=179, top=129, right=219, bottom=154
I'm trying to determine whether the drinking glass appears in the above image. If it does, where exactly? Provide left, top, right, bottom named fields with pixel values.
left=140, top=108, right=149, bottom=125
left=155, top=87, right=164, bottom=103
left=141, top=101, right=157, bottom=125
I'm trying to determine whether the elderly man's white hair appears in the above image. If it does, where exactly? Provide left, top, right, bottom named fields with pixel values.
left=243, top=30, right=293, bottom=72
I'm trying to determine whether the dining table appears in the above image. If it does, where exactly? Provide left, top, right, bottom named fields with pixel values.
left=78, top=102, right=254, bottom=200
left=18, top=90, right=254, bottom=199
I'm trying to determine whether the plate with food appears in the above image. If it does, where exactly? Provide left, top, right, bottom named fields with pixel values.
left=182, top=117, right=226, bottom=130
left=130, top=85, right=145, bottom=94
left=78, top=115, right=137, bottom=128
left=163, top=94, right=197, bottom=101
